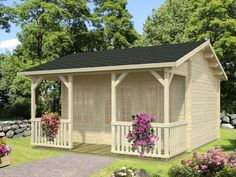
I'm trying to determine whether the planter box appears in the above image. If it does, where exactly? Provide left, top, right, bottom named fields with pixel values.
left=0, top=154, right=11, bottom=168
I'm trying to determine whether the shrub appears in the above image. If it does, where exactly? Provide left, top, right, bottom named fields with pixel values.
left=168, top=165, right=198, bottom=177
left=216, top=167, right=236, bottom=177
left=41, top=112, right=60, bottom=141
left=127, top=112, right=157, bottom=156
left=111, top=166, right=160, bottom=177
left=168, top=147, right=236, bottom=177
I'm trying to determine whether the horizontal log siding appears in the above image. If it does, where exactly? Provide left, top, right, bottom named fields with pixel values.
left=191, top=52, right=219, bottom=149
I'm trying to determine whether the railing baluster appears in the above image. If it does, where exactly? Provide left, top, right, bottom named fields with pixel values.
left=158, top=128, right=162, bottom=155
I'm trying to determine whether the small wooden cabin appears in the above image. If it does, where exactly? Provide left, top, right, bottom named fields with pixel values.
left=19, top=40, right=227, bottom=158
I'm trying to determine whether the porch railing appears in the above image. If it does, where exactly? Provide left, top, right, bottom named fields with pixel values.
left=111, top=120, right=187, bottom=158
left=31, top=118, right=72, bottom=149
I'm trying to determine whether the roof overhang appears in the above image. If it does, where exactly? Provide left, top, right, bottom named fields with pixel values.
left=18, top=62, right=176, bottom=76
left=18, top=40, right=227, bottom=80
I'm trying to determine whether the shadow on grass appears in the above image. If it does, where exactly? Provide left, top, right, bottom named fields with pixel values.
left=221, top=139, right=236, bottom=152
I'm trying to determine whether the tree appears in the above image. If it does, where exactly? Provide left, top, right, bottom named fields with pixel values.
left=92, top=0, right=138, bottom=50
left=0, top=0, right=11, bottom=32
left=138, top=0, right=193, bottom=46
left=185, top=0, right=236, bottom=112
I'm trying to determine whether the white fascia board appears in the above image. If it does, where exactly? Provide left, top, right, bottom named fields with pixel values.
left=17, top=62, right=176, bottom=76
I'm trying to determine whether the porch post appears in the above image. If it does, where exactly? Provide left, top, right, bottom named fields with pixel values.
left=68, top=75, right=73, bottom=149
left=111, top=73, right=116, bottom=153
left=164, top=69, right=171, bottom=157
left=31, top=77, right=43, bottom=145
left=111, top=72, right=128, bottom=153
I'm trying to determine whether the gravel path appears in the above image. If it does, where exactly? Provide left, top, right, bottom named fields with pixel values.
left=0, top=153, right=114, bottom=177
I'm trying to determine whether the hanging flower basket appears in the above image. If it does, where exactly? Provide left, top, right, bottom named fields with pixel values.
left=0, top=138, right=11, bottom=168
left=41, top=112, right=61, bottom=141
left=127, top=112, right=158, bottom=156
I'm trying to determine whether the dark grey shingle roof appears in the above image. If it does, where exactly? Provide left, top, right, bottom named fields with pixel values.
left=24, top=41, right=204, bottom=72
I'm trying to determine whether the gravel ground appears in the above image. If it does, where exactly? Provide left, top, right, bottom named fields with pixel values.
left=0, top=153, right=114, bottom=177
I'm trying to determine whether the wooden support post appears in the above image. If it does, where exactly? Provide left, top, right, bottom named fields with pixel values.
left=164, top=70, right=170, bottom=124
left=68, top=75, right=73, bottom=149
left=111, top=72, right=128, bottom=153
left=111, top=73, right=117, bottom=153
left=164, top=69, right=170, bottom=156
left=31, top=77, right=43, bottom=145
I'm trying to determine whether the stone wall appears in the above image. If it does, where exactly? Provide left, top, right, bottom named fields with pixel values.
left=0, top=120, right=31, bottom=138
left=221, top=113, right=236, bottom=129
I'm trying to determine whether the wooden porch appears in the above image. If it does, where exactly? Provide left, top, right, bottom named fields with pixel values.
left=30, top=68, right=189, bottom=158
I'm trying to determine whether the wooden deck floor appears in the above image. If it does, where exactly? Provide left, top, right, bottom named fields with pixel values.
left=72, top=143, right=112, bottom=156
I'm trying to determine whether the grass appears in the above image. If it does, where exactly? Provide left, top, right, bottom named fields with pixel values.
left=6, top=137, right=64, bottom=166
left=91, top=128, right=236, bottom=177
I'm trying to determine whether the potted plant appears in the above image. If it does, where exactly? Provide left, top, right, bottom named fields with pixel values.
left=0, top=138, right=11, bottom=168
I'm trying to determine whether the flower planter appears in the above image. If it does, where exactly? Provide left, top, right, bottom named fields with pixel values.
left=0, top=154, right=11, bottom=168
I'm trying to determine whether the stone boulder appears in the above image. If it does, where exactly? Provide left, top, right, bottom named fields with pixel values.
left=11, top=124, right=19, bottom=130
left=0, top=125, right=2, bottom=132
left=0, top=132, right=5, bottom=137
left=2, top=126, right=12, bottom=132
left=23, top=130, right=31, bottom=137
left=19, top=124, right=28, bottom=128
left=231, top=114, right=236, bottom=120
left=221, top=123, right=234, bottom=129
left=6, top=130, right=14, bottom=138
left=221, top=116, right=230, bottom=124
left=231, top=119, right=236, bottom=127
left=15, top=128, right=25, bottom=134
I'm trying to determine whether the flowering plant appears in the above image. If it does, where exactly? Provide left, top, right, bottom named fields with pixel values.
left=111, top=166, right=160, bottom=177
left=127, top=112, right=157, bottom=156
left=169, top=147, right=236, bottom=177
left=41, top=112, right=60, bottom=141
left=0, top=138, right=11, bottom=162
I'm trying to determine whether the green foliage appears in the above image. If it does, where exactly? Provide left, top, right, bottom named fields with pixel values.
left=0, top=0, right=11, bottom=32
left=92, top=0, right=139, bottom=49
left=216, top=167, right=236, bottom=177
left=168, top=165, right=197, bottom=177
left=137, top=0, right=193, bottom=46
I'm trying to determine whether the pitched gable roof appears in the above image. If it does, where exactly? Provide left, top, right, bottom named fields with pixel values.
left=18, top=40, right=227, bottom=80
left=24, top=41, right=204, bottom=71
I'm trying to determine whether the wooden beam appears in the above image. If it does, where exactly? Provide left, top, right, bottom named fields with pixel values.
left=32, top=77, right=43, bottom=90
left=169, top=73, right=174, bottom=86
left=150, top=71, right=165, bottom=86
left=113, top=72, right=128, bottom=88
left=59, top=75, right=69, bottom=88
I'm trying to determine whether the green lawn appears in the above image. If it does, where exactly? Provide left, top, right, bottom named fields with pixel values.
left=6, top=137, right=63, bottom=166
left=4, top=129, right=236, bottom=176
left=91, top=128, right=236, bottom=177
